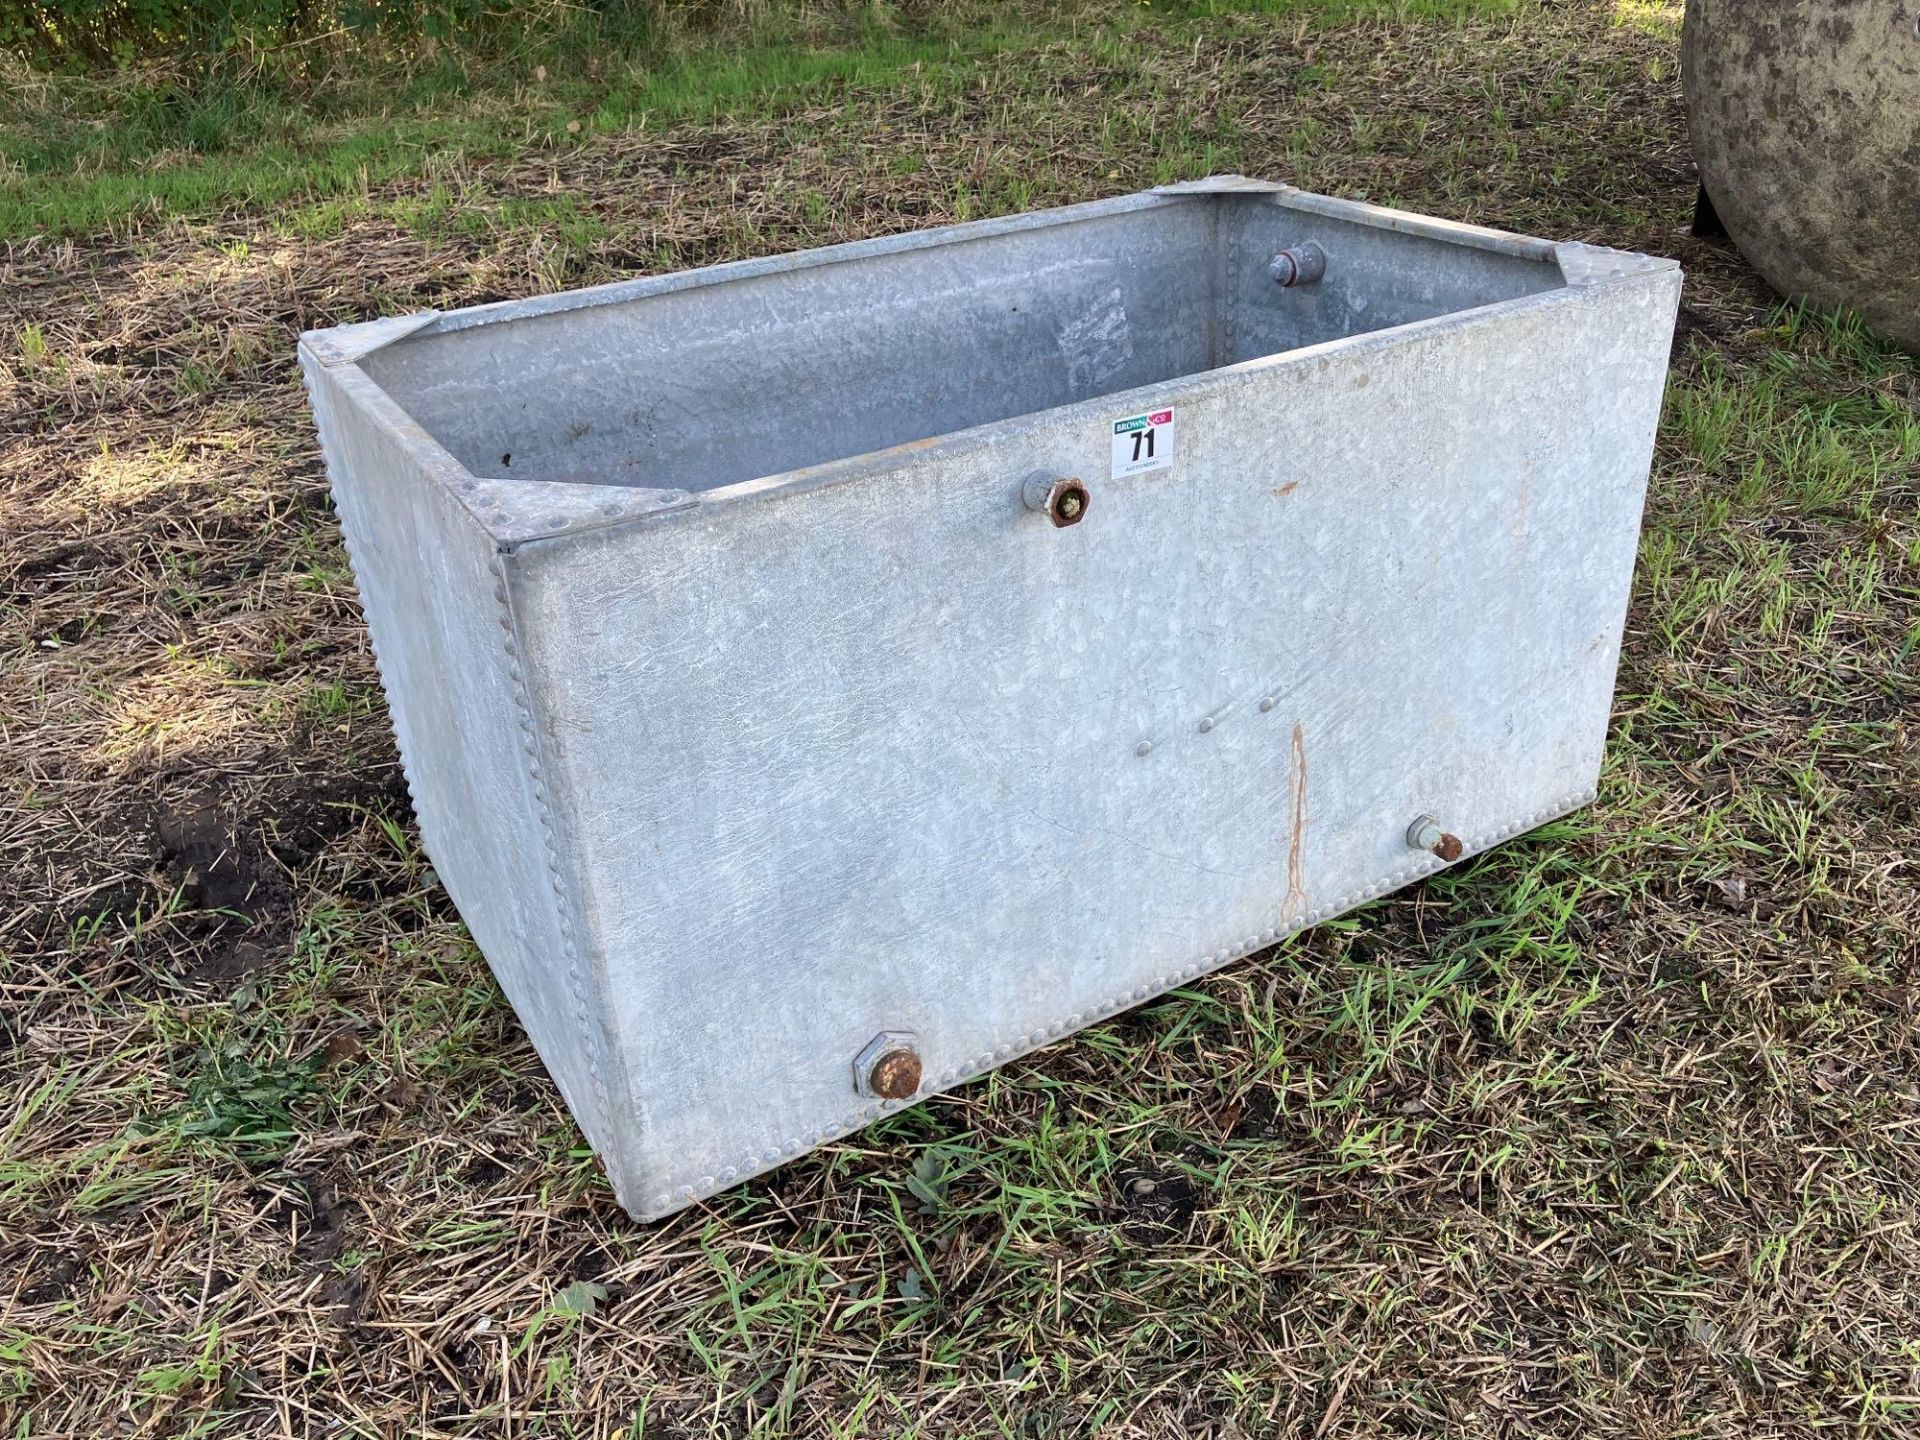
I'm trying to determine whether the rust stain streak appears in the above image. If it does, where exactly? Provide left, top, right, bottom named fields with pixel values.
left=1274, top=481, right=1300, bottom=497
left=1285, top=723, right=1308, bottom=916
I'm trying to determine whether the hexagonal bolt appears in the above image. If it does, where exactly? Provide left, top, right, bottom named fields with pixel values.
left=1023, top=472, right=1091, bottom=528
left=1267, top=242, right=1328, bottom=288
left=1406, top=815, right=1464, bottom=863
left=853, top=1032, right=923, bottom=1100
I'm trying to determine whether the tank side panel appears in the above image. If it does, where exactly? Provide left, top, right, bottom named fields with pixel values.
left=516, top=268, right=1681, bottom=1217
left=1223, top=195, right=1569, bottom=361
left=301, top=354, right=628, bottom=1187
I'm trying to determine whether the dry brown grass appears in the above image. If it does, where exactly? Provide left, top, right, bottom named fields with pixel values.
left=4, top=3, right=1919, bottom=1435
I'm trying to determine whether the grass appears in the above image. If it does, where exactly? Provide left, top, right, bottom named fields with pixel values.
left=3, top=0, right=1919, bottom=1435
left=0, top=0, right=1524, bottom=239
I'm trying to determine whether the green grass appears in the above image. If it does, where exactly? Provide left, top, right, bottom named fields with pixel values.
left=0, top=0, right=1527, bottom=239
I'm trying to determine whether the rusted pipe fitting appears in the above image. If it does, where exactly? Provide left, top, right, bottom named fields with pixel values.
left=1267, top=242, right=1328, bottom=288
left=1406, top=815, right=1464, bottom=863
left=853, top=1032, right=922, bottom=1100
left=1023, top=472, right=1090, bottom=528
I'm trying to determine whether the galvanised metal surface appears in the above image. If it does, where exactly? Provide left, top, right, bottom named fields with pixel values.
left=300, top=178, right=1681, bottom=1221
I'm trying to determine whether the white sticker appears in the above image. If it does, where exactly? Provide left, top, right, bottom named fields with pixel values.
left=1111, top=407, right=1176, bottom=478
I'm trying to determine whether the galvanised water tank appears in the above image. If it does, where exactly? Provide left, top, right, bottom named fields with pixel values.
left=301, top=179, right=1680, bottom=1221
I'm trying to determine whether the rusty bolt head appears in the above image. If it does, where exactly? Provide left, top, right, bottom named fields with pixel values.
left=854, top=1031, right=922, bottom=1099
left=868, top=1047, right=922, bottom=1100
left=1407, top=815, right=1464, bottom=862
left=1045, top=478, right=1089, bottom=528
left=1023, top=472, right=1090, bottom=528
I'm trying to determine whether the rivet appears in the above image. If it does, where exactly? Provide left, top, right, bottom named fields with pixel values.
left=1136, top=740, right=1154, bottom=757
left=1259, top=696, right=1276, bottom=713
left=1198, top=717, right=1215, bottom=734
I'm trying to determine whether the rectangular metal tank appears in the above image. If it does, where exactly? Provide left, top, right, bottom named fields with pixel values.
left=300, top=178, right=1681, bottom=1221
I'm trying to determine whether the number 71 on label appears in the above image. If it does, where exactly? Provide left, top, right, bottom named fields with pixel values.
left=1111, top=408, right=1176, bottom=478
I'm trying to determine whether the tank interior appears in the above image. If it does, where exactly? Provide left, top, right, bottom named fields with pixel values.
left=359, top=193, right=1569, bottom=494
